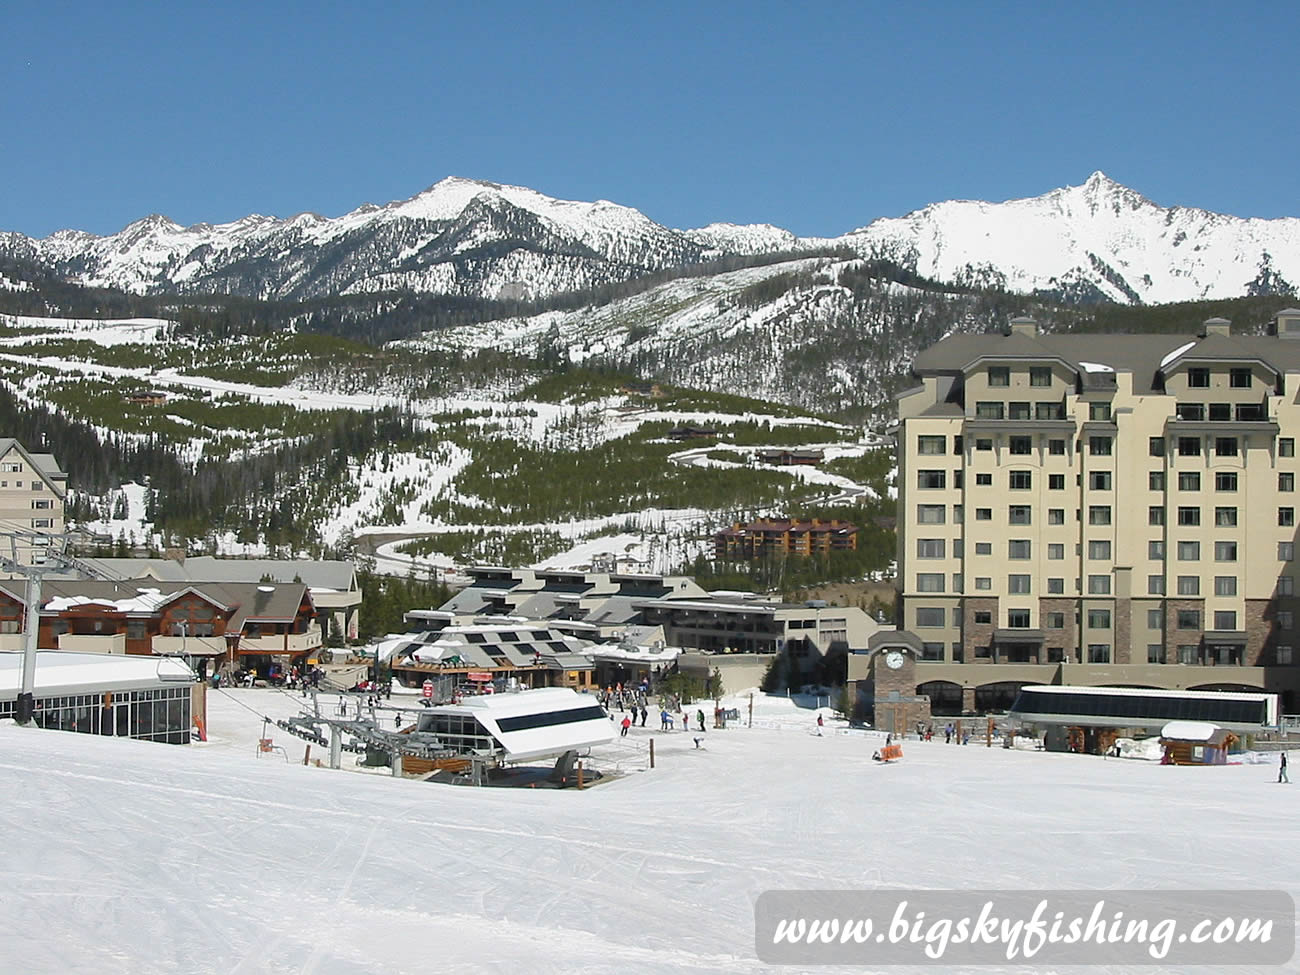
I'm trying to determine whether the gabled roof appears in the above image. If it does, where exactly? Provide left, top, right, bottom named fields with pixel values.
left=77, top=557, right=357, bottom=591
left=0, top=439, right=67, bottom=498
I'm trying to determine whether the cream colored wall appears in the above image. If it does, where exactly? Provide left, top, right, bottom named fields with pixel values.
left=0, top=446, right=65, bottom=561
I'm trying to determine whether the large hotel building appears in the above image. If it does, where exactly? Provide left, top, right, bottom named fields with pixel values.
left=885, top=309, right=1300, bottom=715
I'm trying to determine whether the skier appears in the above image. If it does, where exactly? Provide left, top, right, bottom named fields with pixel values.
left=697, top=709, right=706, bottom=732
left=1280, top=752, right=1290, bottom=784
left=816, top=714, right=824, bottom=736
left=639, top=706, right=648, bottom=728
left=620, top=716, right=631, bottom=737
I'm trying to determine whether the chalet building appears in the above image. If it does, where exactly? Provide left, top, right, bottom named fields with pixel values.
left=667, top=424, right=718, bottom=441
left=713, top=518, right=859, bottom=560
left=756, top=448, right=824, bottom=466
left=0, top=438, right=66, bottom=563
left=0, top=579, right=322, bottom=675
left=79, top=556, right=363, bottom=641
left=883, top=310, right=1300, bottom=716
left=125, top=389, right=169, bottom=406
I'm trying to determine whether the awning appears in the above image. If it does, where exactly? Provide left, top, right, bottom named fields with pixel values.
left=1203, top=630, right=1248, bottom=645
left=993, top=629, right=1045, bottom=643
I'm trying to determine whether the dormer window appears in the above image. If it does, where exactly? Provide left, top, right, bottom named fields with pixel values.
left=988, top=367, right=1010, bottom=387
left=1029, top=367, right=1051, bottom=387
left=1088, top=402, right=1111, bottom=421
left=1230, top=368, right=1252, bottom=388
left=1188, top=367, right=1210, bottom=388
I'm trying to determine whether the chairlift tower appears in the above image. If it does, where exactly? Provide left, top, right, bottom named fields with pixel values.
left=0, top=529, right=118, bottom=724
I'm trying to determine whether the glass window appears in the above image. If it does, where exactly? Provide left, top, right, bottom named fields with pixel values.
left=975, top=473, right=992, bottom=486
left=1089, top=436, right=1112, bottom=456
left=1149, top=437, right=1166, bottom=457
left=1178, top=437, right=1201, bottom=456
left=1281, top=508, right=1295, bottom=528
left=1087, top=609, right=1111, bottom=629
left=1147, top=609, right=1163, bottom=629
left=1090, top=471, right=1112, bottom=491
left=1281, top=576, right=1295, bottom=596
left=1047, top=578, right=1065, bottom=594
left=1214, top=610, right=1238, bottom=630
left=1178, top=645, right=1198, bottom=664
left=1088, top=644, right=1111, bottom=663
left=1282, top=473, right=1296, bottom=493
left=976, top=402, right=1004, bottom=419
left=1008, top=539, right=1031, bottom=559
left=1149, top=506, right=1165, bottom=526
left=1088, top=540, right=1112, bottom=560
left=1088, top=506, right=1111, bottom=526
left=1089, top=402, right=1112, bottom=421
left=975, top=542, right=992, bottom=555
left=1208, top=403, right=1232, bottom=422
left=917, top=470, right=946, bottom=489
left=1009, top=470, right=1031, bottom=490
left=976, top=438, right=993, bottom=451
left=1280, top=542, right=1295, bottom=561
left=1214, top=576, right=1237, bottom=597
left=1215, top=471, right=1237, bottom=491
left=1177, top=576, right=1200, bottom=596
left=1188, top=367, right=1210, bottom=388
left=1008, top=574, right=1031, bottom=594
left=1149, top=540, right=1165, bottom=559
left=976, top=507, right=992, bottom=521
left=1215, top=541, right=1237, bottom=562
left=1177, top=540, right=1200, bottom=560
left=1280, top=612, right=1294, bottom=631
left=1087, top=574, right=1111, bottom=594
left=1030, top=367, right=1051, bottom=387
left=988, top=366, right=1009, bottom=387
left=1215, top=506, right=1237, bottom=527
left=1177, top=609, right=1201, bottom=629
left=974, top=610, right=992, bottom=624
left=916, top=573, right=945, bottom=592
left=1178, top=471, right=1200, bottom=491
left=1230, top=368, right=1252, bottom=388
left=975, top=577, right=991, bottom=590
left=915, top=607, right=946, bottom=627
left=1148, top=644, right=1164, bottom=664
left=1279, top=647, right=1294, bottom=665
left=1177, top=506, right=1200, bottom=526
left=917, top=435, right=946, bottom=455
left=1008, top=506, right=1031, bottom=525
left=1049, top=439, right=1066, bottom=456
left=1149, top=471, right=1165, bottom=491
left=952, top=436, right=962, bottom=454
left=1046, top=613, right=1065, bottom=629
left=1048, top=508, right=1065, bottom=525
left=1009, top=436, right=1032, bottom=455
left=916, top=538, right=946, bottom=558
left=916, top=504, right=946, bottom=524
left=1282, top=438, right=1295, bottom=457
left=1007, top=609, right=1031, bottom=628
left=1215, top=437, right=1238, bottom=457
left=1008, top=401, right=1031, bottom=420
left=1049, top=473, right=1064, bottom=490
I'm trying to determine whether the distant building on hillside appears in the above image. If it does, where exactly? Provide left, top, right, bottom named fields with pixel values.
left=756, top=448, right=824, bottom=466
left=714, top=518, right=858, bottom=560
left=125, top=389, right=168, bottom=406
left=667, top=424, right=718, bottom=441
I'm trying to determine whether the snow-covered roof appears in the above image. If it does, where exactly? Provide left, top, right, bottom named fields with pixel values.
left=0, top=650, right=193, bottom=699
left=425, top=687, right=613, bottom=762
left=588, top=643, right=682, bottom=664
left=1160, top=720, right=1225, bottom=742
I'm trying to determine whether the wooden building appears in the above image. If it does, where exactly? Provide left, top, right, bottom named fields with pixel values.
left=1159, top=720, right=1238, bottom=765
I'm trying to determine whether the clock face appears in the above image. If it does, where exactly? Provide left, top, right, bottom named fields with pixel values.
left=885, top=651, right=905, bottom=670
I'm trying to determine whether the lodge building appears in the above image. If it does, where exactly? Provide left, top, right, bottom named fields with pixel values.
left=879, top=310, right=1300, bottom=714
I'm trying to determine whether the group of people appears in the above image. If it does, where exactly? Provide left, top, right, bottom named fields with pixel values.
left=618, top=705, right=707, bottom=737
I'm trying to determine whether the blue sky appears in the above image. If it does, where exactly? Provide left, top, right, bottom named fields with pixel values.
left=3, top=1, right=1297, bottom=238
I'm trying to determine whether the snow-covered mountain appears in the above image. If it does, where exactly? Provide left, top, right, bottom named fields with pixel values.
left=2, top=172, right=1298, bottom=304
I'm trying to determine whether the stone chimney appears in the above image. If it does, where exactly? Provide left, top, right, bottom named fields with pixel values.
left=1199, top=317, right=1231, bottom=337
left=1005, top=316, right=1039, bottom=337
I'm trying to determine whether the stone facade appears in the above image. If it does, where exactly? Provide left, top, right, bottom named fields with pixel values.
left=1038, top=597, right=1078, bottom=662
left=961, top=597, right=998, bottom=662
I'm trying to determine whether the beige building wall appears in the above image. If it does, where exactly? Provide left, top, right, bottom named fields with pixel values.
left=0, top=442, right=66, bottom=563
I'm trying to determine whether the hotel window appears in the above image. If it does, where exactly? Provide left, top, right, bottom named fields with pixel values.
left=1009, top=506, right=1031, bottom=525
left=1030, top=366, right=1051, bottom=387
left=30, top=482, right=41, bottom=491
left=976, top=473, right=992, bottom=486
left=1208, top=403, right=1232, bottom=422
left=917, top=470, right=946, bottom=489
left=1008, top=540, right=1031, bottom=559
left=976, top=402, right=1004, bottom=419
left=1148, top=645, right=1164, bottom=664
left=1088, top=506, right=1111, bottom=526
left=1177, top=576, right=1200, bottom=596
left=1177, top=506, right=1200, bottom=526
left=1279, top=647, right=1294, bottom=665
left=1215, top=437, right=1238, bottom=457
left=1087, top=609, right=1111, bottom=629
left=1087, top=644, right=1111, bottom=663
left=1149, top=575, right=1165, bottom=595
left=1149, top=471, right=1165, bottom=491
left=1047, top=578, right=1065, bottom=594
left=1215, top=506, right=1237, bottom=527
left=0, top=462, right=18, bottom=473
left=1177, top=541, right=1200, bottom=561
left=1178, top=646, right=1198, bottom=664
left=1048, top=508, right=1065, bottom=525
left=953, top=436, right=962, bottom=453
left=1090, top=471, right=1112, bottom=491
left=1280, top=612, right=1294, bottom=631
left=916, top=539, right=946, bottom=558
left=1009, top=436, right=1032, bottom=455
left=1088, top=540, right=1112, bottom=560
left=976, top=508, right=992, bottom=521
left=1177, top=437, right=1201, bottom=457
left=1214, top=576, right=1237, bottom=597
left=953, top=470, right=964, bottom=488
left=1049, top=473, right=1065, bottom=490
left=975, top=577, right=991, bottom=590
left=1214, top=611, right=1238, bottom=630
left=1282, top=438, right=1295, bottom=457
left=1089, top=402, right=1112, bottom=421
left=1087, top=575, right=1111, bottom=594
left=975, top=542, right=992, bottom=555
left=1009, top=470, right=1032, bottom=490
left=1048, top=439, right=1066, bottom=455
left=916, top=573, right=945, bottom=593
left=1188, top=367, right=1210, bottom=388
left=1216, top=471, right=1237, bottom=492
left=1045, top=613, right=1065, bottom=629
left=921, top=643, right=945, bottom=661
left=1280, top=507, right=1295, bottom=527
left=1149, top=540, right=1165, bottom=559
left=917, top=504, right=946, bottom=524
left=1230, top=368, right=1252, bottom=388
left=1178, top=609, right=1201, bottom=629
left=976, top=438, right=993, bottom=451
left=1215, top=541, right=1237, bottom=561
left=1146, top=612, right=1161, bottom=632
left=1008, top=402, right=1031, bottom=420
left=1007, top=609, right=1031, bottom=628
left=1178, top=471, right=1200, bottom=491
left=1149, top=506, right=1165, bottom=526
left=1089, top=436, right=1112, bottom=456
left=1280, top=576, right=1295, bottom=596
left=1149, top=437, right=1166, bottom=457
left=1280, top=542, right=1295, bottom=561
left=32, top=518, right=51, bottom=528
left=1283, top=473, right=1296, bottom=492
left=1008, top=575, right=1031, bottom=594
left=953, top=505, right=963, bottom=524
left=988, top=366, right=1009, bottom=387
left=30, top=499, right=51, bottom=510
left=974, top=610, right=992, bottom=624
left=1045, top=543, right=1064, bottom=561
left=917, top=435, right=946, bottom=455
left=915, top=607, right=946, bottom=627
left=1036, top=402, right=1062, bottom=421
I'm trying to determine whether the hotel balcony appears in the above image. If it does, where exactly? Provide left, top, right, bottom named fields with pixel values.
left=57, top=633, right=126, bottom=654
left=237, top=625, right=323, bottom=655
left=152, top=635, right=230, bottom=656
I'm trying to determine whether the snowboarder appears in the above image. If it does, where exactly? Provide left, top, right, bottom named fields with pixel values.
left=697, top=709, right=706, bottom=731
left=1280, top=752, right=1290, bottom=783
left=816, top=714, right=824, bottom=736
left=620, top=716, right=631, bottom=737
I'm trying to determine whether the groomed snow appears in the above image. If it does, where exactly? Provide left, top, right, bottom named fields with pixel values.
left=1, top=687, right=1295, bottom=974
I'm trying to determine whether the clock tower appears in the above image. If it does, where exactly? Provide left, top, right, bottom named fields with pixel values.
left=862, top=631, right=932, bottom=737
